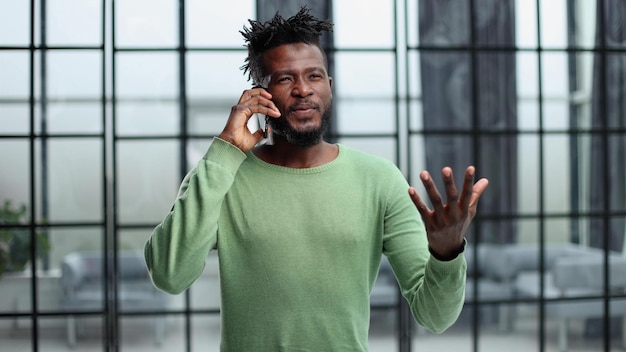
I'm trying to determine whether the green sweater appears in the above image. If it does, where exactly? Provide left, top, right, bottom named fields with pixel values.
left=145, top=138, right=466, bottom=351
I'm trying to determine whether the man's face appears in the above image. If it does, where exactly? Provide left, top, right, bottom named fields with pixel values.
left=261, top=43, right=333, bottom=147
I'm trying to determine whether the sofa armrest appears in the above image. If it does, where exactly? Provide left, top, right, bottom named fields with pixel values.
left=552, top=254, right=626, bottom=292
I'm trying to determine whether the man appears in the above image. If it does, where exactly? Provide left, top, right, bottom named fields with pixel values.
left=145, top=7, right=489, bottom=351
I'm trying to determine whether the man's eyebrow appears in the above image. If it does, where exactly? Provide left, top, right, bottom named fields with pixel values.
left=272, top=67, right=327, bottom=76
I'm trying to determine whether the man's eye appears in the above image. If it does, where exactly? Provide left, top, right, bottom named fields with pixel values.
left=278, top=77, right=292, bottom=82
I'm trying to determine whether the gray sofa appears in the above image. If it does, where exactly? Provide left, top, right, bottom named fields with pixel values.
left=60, top=251, right=170, bottom=348
left=463, top=242, right=626, bottom=351
left=462, top=243, right=592, bottom=328
left=370, top=242, right=626, bottom=350
left=514, top=250, right=626, bottom=351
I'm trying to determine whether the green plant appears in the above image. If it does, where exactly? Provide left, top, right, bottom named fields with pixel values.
left=0, top=200, right=51, bottom=277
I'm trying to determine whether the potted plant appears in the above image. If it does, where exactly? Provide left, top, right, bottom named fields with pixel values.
left=0, top=200, right=51, bottom=278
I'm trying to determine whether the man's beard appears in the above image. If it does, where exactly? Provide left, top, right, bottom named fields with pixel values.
left=269, top=102, right=332, bottom=148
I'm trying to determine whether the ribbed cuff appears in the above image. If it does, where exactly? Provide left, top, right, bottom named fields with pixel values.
left=202, top=137, right=247, bottom=173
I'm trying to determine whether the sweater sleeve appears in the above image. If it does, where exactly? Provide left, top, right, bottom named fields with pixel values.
left=144, top=138, right=247, bottom=294
left=382, top=168, right=466, bottom=333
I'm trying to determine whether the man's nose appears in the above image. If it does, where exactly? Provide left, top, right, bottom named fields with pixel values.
left=292, top=77, right=313, bottom=97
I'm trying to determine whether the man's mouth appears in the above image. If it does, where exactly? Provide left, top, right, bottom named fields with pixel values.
left=289, top=103, right=318, bottom=118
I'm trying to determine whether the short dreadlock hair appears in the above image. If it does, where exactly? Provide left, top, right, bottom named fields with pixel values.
left=240, top=7, right=333, bottom=86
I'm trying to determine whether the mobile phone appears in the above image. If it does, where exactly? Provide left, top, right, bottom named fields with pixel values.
left=247, top=113, right=273, bottom=146
left=246, top=86, right=273, bottom=145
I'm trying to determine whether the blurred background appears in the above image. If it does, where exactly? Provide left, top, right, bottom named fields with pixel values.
left=1, top=0, right=625, bottom=351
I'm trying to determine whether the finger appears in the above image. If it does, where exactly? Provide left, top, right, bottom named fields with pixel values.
left=458, top=166, right=475, bottom=210
left=251, top=103, right=281, bottom=118
left=469, top=178, right=489, bottom=208
left=408, top=187, right=432, bottom=217
left=442, top=167, right=459, bottom=208
left=251, top=128, right=265, bottom=143
left=420, top=171, right=445, bottom=213
left=238, top=87, right=272, bottom=104
left=241, top=96, right=281, bottom=117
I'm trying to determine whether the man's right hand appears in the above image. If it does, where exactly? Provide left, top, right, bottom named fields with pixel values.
left=218, top=87, right=281, bottom=153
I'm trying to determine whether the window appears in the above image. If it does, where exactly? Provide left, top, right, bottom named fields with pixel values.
left=1, top=1, right=624, bottom=351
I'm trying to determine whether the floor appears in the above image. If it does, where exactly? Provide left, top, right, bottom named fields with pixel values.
left=1, top=310, right=624, bottom=352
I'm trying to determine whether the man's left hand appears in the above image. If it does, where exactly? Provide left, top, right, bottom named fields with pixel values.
left=408, top=166, right=489, bottom=261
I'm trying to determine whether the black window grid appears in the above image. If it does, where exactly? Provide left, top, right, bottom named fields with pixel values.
left=0, top=0, right=625, bottom=351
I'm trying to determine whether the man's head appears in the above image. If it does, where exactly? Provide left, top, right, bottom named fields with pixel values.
left=240, top=7, right=333, bottom=86
left=240, top=8, right=334, bottom=148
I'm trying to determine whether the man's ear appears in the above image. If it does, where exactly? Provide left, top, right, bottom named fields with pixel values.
left=329, top=76, right=333, bottom=88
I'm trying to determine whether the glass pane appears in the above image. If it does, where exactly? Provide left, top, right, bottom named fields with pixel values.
left=518, top=100, right=539, bottom=131
left=0, top=317, right=32, bottom=349
left=369, top=307, right=397, bottom=351
left=186, top=52, right=250, bottom=99
left=336, top=100, right=395, bottom=134
left=336, top=137, right=397, bottom=164
left=190, top=315, right=221, bottom=350
left=517, top=52, right=539, bottom=99
left=573, top=0, right=597, bottom=49
left=543, top=134, right=570, bottom=214
left=408, top=99, right=422, bottom=132
left=0, top=140, right=31, bottom=213
left=604, top=2, right=625, bottom=50
left=116, top=53, right=178, bottom=98
left=407, top=0, right=418, bottom=47
left=118, top=228, right=153, bottom=256
left=186, top=138, right=213, bottom=170
left=417, top=1, right=470, bottom=47
left=408, top=51, right=421, bottom=98
left=334, top=0, right=394, bottom=48
left=0, top=2, right=30, bottom=46
left=474, top=0, right=516, bottom=47
left=608, top=135, right=626, bottom=213
left=517, top=218, right=540, bottom=244
left=117, top=102, right=178, bottom=136
left=541, top=52, right=569, bottom=98
left=420, top=135, right=473, bottom=186
left=476, top=52, right=517, bottom=130
left=48, top=227, right=104, bottom=268
left=606, top=53, right=626, bottom=129
left=542, top=101, right=569, bottom=131
left=539, top=0, right=568, bottom=48
left=120, top=314, right=171, bottom=348
left=408, top=134, right=426, bottom=186
left=47, top=139, right=103, bottom=222
left=0, top=103, right=29, bottom=134
left=36, top=260, right=64, bottom=313
left=572, top=52, right=594, bottom=132
left=335, top=52, right=395, bottom=98
left=115, top=0, right=178, bottom=47
left=47, top=51, right=102, bottom=99
left=41, top=315, right=105, bottom=349
left=47, top=0, right=102, bottom=46
left=0, top=244, right=33, bottom=313
left=418, top=52, right=472, bottom=131
left=516, top=0, right=538, bottom=48
left=0, top=51, right=30, bottom=99
left=186, top=0, right=255, bottom=47
left=47, top=102, right=102, bottom=134
left=187, top=101, right=229, bottom=137
left=117, top=140, right=179, bottom=224
left=518, top=134, right=539, bottom=215
left=479, top=135, right=517, bottom=221
left=545, top=217, right=571, bottom=243
left=37, top=317, right=75, bottom=351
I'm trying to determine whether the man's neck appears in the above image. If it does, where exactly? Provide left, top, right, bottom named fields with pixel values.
left=253, top=135, right=338, bottom=168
